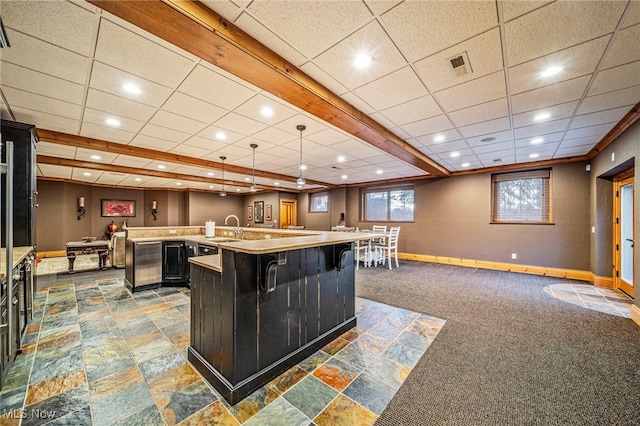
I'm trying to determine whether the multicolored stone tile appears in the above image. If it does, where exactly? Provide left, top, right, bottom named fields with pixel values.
left=342, top=372, right=397, bottom=415
left=177, top=401, right=240, bottom=426
left=25, top=368, right=87, bottom=406
left=313, top=394, right=377, bottom=426
left=282, top=375, right=338, bottom=419
left=268, top=365, right=308, bottom=394
left=312, top=358, right=360, bottom=392
left=243, top=397, right=309, bottom=426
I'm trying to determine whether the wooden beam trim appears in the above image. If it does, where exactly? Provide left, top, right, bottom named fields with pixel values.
left=587, top=102, right=640, bottom=159
left=37, top=129, right=333, bottom=188
left=86, top=0, right=449, bottom=177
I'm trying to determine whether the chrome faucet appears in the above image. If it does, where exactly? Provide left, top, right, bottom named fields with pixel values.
left=225, top=214, right=242, bottom=238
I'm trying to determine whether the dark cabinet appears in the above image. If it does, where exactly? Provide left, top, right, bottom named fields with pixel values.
left=1, top=119, right=38, bottom=249
left=1, top=260, right=28, bottom=390
left=163, top=241, right=188, bottom=285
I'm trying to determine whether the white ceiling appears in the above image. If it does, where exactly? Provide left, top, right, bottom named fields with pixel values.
left=1, top=0, right=639, bottom=193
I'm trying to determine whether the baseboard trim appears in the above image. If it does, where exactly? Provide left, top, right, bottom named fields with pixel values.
left=590, top=274, right=614, bottom=288
left=37, top=250, right=66, bottom=258
left=631, top=305, right=640, bottom=327
left=398, top=252, right=592, bottom=282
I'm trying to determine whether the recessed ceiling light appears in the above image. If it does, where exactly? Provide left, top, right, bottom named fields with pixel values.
left=236, top=188, right=241, bottom=192
left=135, top=177, right=142, bottom=182
left=450, top=151, right=460, bottom=158
left=244, top=177, right=251, bottom=182
left=274, top=182, right=280, bottom=186
left=337, top=156, right=346, bottom=163
left=157, top=164, right=166, bottom=169
left=90, top=154, right=101, bottom=160
left=105, top=118, right=120, bottom=127
left=541, top=66, right=563, bottom=78
left=341, top=175, right=348, bottom=180
left=534, top=112, right=551, bottom=121
left=122, top=83, right=141, bottom=94
left=83, top=172, right=91, bottom=176
left=260, top=106, right=274, bottom=117
left=376, top=169, right=383, bottom=175
left=531, top=138, right=544, bottom=145
left=215, top=132, right=226, bottom=140
left=209, top=185, right=214, bottom=189
left=207, top=172, right=214, bottom=176
left=354, top=53, right=373, bottom=69
left=297, top=185, right=302, bottom=189
left=462, top=162, right=470, bottom=167
left=529, top=153, right=540, bottom=159
left=300, top=164, right=307, bottom=171
left=434, top=134, right=445, bottom=143
left=176, top=182, right=182, bottom=186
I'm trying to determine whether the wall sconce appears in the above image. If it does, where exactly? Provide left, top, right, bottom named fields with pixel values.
left=151, top=200, right=158, bottom=220
left=77, top=197, right=85, bottom=220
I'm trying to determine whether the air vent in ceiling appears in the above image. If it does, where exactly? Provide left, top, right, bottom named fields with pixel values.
left=493, top=158, right=502, bottom=164
left=480, top=137, right=496, bottom=143
left=447, top=51, right=471, bottom=77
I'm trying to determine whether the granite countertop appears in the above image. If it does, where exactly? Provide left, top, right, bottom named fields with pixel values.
left=188, top=254, right=221, bottom=272
left=0, top=246, right=35, bottom=278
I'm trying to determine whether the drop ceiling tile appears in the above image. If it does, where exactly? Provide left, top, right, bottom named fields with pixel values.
left=554, top=145, right=592, bottom=157
left=339, top=92, right=376, bottom=115
left=96, top=171, right=129, bottom=185
left=570, top=106, right=631, bottom=130
left=80, top=122, right=136, bottom=144
left=71, top=168, right=99, bottom=183
left=381, top=96, right=443, bottom=127
left=471, top=140, right=515, bottom=155
left=95, top=19, right=195, bottom=88
left=140, top=123, right=191, bottom=144
left=515, top=132, right=564, bottom=147
left=11, top=107, right=79, bottom=134
left=512, top=101, right=578, bottom=128
left=149, top=110, right=208, bottom=134
left=313, top=21, right=407, bottom=90
left=83, top=107, right=144, bottom=134
left=428, top=139, right=471, bottom=155
left=305, top=128, right=350, bottom=145
left=459, top=117, right=511, bottom=139
left=435, top=71, right=506, bottom=112
left=1, top=29, right=89, bottom=84
left=183, top=135, right=230, bottom=154
left=623, top=2, right=640, bottom=28
left=588, top=61, right=640, bottom=96
left=75, top=148, right=118, bottom=164
left=508, top=35, right=609, bottom=95
left=245, top=0, right=372, bottom=59
left=3, top=0, right=96, bottom=56
left=449, top=98, right=509, bottom=128
left=564, top=123, right=613, bottom=140
left=516, top=152, right=554, bottom=163
left=415, top=28, right=503, bottom=93
left=85, top=89, right=156, bottom=123
left=466, top=130, right=514, bottom=147
left=0, top=62, right=84, bottom=105
left=162, top=92, right=227, bottom=125
left=381, top=1, right=497, bottom=62
left=130, top=134, right=180, bottom=151
left=169, top=143, right=216, bottom=159
left=600, top=24, right=640, bottom=70
left=299, top=61, right=350, bottom=96
left=559, top=136, right=602, bottom=149
left=178, top=65, right=257, bottom=110
left=513, top=118, right=570, bottom=139
left=112, top=155, right=153, bottom=169
left=38, top=164, right=72, bottom=179
left=511, top=75, right=590, bottom=114
left=402, top=115, right=453, bottom=139
left=502, top=1, right=553, bottom=21
left=37, top=142, right=77, bottom=159
left=516, top=142, right=559, bottom=155
left=89, top=62, right=174, bottom=108
left=505, top=1, right=626, bottom=66
left=354, top=67, right=428, bottom=111
left=2, top=87, right=82, bottom=120
left=200, top=0, right=243, bottom=22
left=477, top=149, right=516, bottom=162
left=234, top=94, right=298, bottom=126
left=414, top=130, right=461, bottom=148
left=214, top=112, right=268, bottom=136
left=578, top=86, right=640, bottom=114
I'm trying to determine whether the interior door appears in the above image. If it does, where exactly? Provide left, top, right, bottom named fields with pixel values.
left=614, top=172, right=634, bottom=298
left=279, top=199, right=297, bottom=229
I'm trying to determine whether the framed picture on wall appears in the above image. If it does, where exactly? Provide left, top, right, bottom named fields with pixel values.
left=248, top=206, right=253, bottom=221
left=266, top=204, right=272, bottom=221
left=254, top=201, right=264, bottom=223
left=101, top=199, right=136, bottom=217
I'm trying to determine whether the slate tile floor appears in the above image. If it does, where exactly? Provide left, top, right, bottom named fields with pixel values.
left=543, top=283, right=633, bottom=318
left=1, top=271, right=445, bottom=425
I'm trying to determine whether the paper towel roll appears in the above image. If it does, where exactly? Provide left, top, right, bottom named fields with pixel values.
left=205, top=221, right=215, bottom=237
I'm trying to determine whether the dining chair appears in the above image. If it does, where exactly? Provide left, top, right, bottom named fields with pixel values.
left=374, top=226, right=400, bottom=270
left=354, top=239, right=368, bottom=270
left=372, top=225, right=387, bottom=245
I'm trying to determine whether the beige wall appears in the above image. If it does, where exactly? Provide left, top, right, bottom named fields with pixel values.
left=187, top=191, right=244, bottom=226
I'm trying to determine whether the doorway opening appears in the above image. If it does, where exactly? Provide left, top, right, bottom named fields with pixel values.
left=613, top=169, right=634, bottom=298
left=279, top=199, right=297, bottom=229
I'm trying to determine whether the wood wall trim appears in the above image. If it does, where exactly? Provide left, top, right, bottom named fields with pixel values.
left=36, top=250, right=66, bottom=259
left=37, top=130, right=333, bottom=188
left=398, top=252, right=592, bottom=282
left=85, top=0, right=448, bottom=178
left=631, top=304, right=640, bottom=327
left=590, top=274, right=614, bottom=288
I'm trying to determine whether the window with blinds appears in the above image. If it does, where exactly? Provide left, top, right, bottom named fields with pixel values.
left=309, top=192, right=328, bottom=212
left=362, top=185, right=414, bottom=222
left=491, top=169, right=552, bottom=223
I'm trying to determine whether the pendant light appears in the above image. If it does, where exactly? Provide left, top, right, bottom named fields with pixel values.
left=250, top=143, right=258, bottom=192
left=219, top=156, right=227, bottom=197
left=296, top=125, right=306, bottom=185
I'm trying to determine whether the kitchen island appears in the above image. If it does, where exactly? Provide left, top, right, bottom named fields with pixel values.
left=186, top=230, right=378, bottom=404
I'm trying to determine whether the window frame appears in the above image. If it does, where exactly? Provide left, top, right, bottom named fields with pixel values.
left=361, top=184, right=415, bottom=223
left=308, top=191, right=329, bottom=213
left=491, top=168, right=553, bottom=225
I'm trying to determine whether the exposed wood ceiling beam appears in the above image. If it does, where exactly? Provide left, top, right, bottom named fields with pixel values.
left=587, top=101, right=640, bottom=159
left=37, top=155, right=296, bottom=193
left=85, top=0, right=449, bottom=178
left=37, top=129, right=334, bottom=188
